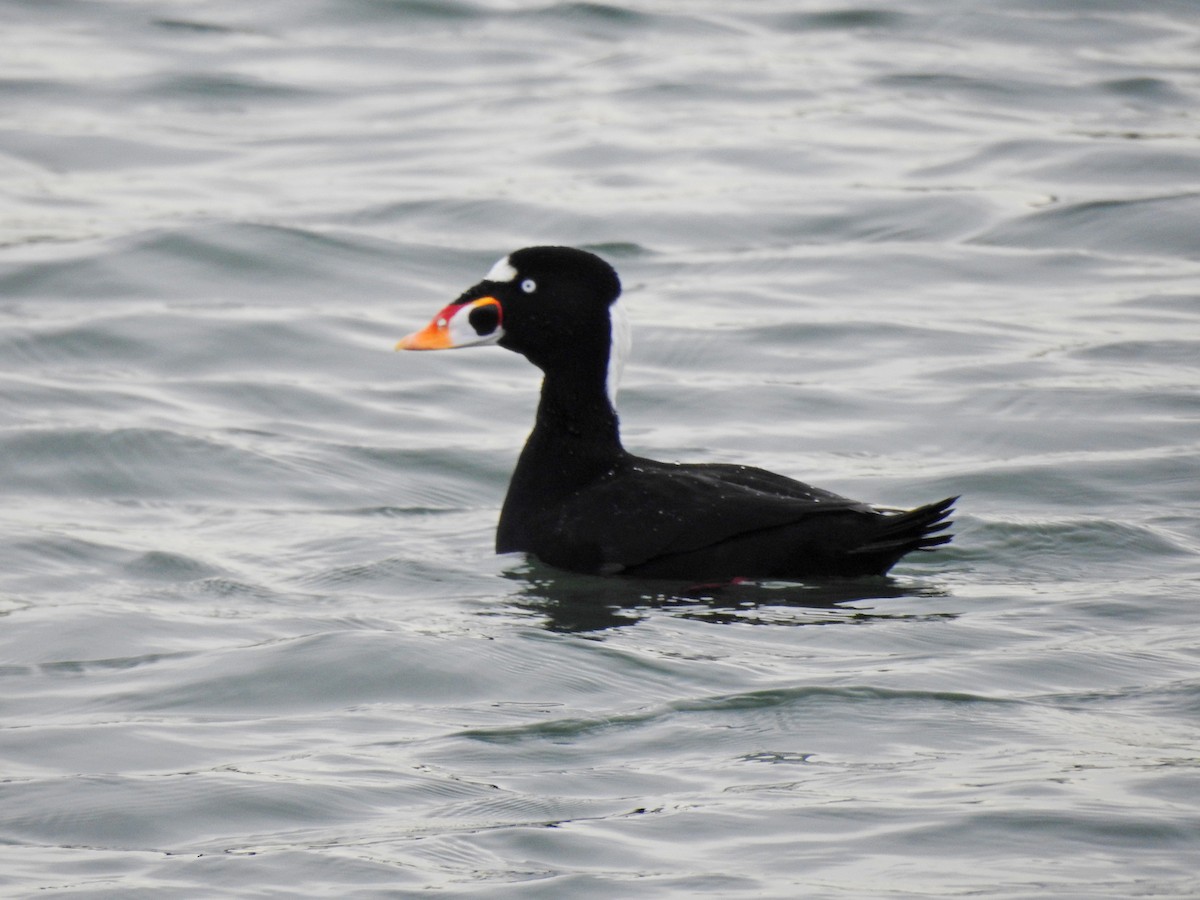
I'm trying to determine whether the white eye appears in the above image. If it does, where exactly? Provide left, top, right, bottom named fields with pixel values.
left=520, top=278, right=537, bottom=294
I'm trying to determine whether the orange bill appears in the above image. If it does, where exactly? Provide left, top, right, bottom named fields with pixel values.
left=395, top=308, right=455, bottom=350
left=395, top=297, right=503, bottom=351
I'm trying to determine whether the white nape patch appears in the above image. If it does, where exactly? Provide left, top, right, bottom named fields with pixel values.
left=484, top=255, right=518, bottom=282
left=606, top=298, right=631, bottom=409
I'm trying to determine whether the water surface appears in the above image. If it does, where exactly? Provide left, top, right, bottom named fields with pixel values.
left=2, top=1, right=1199, bottom=897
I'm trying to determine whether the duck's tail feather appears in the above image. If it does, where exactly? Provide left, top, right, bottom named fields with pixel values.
left=851, top=496, right=958, bottom=559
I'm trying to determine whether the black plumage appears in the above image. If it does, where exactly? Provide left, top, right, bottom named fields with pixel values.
left=398, top=246, right=955, bottom=580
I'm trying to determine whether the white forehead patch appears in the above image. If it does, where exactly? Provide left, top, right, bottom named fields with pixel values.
left=484, top=255, right=518, bottom=282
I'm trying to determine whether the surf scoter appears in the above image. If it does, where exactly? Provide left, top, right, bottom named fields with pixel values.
left=397, top=246, right=955, bottom=579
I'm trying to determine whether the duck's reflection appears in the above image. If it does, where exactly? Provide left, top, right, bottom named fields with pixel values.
left=503, top=562, right=953, bottom=633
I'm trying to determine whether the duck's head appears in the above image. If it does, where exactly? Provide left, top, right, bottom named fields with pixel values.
left=397, top=246, right=631, bottom=404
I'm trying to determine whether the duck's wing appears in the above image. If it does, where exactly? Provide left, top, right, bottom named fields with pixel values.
left=529, top=459, right=874, bottom=576
left=618, top=493, right=956, bottom=580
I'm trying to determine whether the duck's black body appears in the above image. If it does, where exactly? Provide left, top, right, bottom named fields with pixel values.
left=398, top=246, right=955, bottom=580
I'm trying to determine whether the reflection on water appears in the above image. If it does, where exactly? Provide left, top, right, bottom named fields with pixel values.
left=504, top=563, right=954, bottom=632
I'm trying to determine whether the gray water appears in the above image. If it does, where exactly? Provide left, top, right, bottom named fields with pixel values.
left=3, top=1, right=1200, bottom=897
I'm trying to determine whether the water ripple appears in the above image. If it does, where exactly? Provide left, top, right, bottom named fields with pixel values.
left=3, top=0, right=1200, bottom=895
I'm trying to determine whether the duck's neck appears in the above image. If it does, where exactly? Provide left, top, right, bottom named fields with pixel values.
left=521, top=367, right=626, bottom=488
left=497, top=367, right=626, bottom=552
left=533, top=367, right=622, bottom=451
